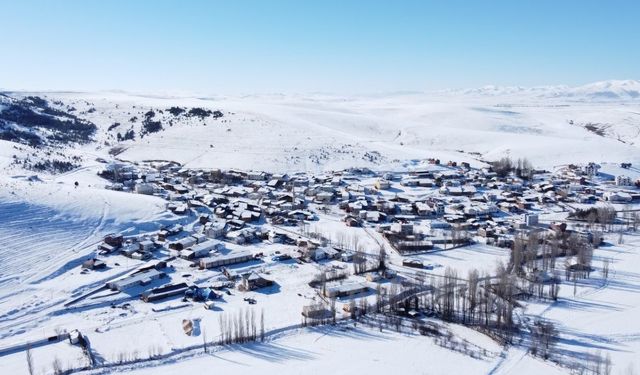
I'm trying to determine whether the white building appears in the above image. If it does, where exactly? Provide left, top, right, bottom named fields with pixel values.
left=374, top=179, right=391, bottom=190
left=204, top=221, right=226, bottom=239
left=604, top=191, right=632, bottom=202
left=135, top=183, right=156, bottom=195
left=615, top=175, right=633, bottom=186
left=582, top=162, right=600, bottom=177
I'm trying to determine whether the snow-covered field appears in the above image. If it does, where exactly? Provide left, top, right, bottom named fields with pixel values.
left=0, top=171, right=179, bottom=365
left=111, top=324, right=508, bottom=375
left=3, top=80, right=640, bottom=175
left=69, top=90, right=640, bottom=172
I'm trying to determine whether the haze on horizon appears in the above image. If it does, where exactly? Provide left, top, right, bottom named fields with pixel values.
left=1, top=0, right=639, bottom=94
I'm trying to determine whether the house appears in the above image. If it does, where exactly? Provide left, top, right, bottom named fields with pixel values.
left=131, top=251, right=152, bottom=260
left=135, top=183, right=155, bottom=195
left=323, top=247, right=340, bottom=259
left=173, top=203, right=189, bottom=215
left=583, top=162, right=600, bottom=177
left=180, top=240, right=222, bottom=260
left=267, top=179, right=283, bottom=189
left=463, top=204, right=498, bottom=217
left=268, top=230, right=290, bottom=244
left=241, top=272, right=274, bottom=291
left=226, top=230, right=249, bottom=244
left=604, top=191, right=632, bottom=202
left=315, top=191, right=333, bottom=203
left=204, top=221, right=226, bottom=239
left=365, top=273, right=382, bottom=282
left=362, top=210, right=385, bottom=223
left=120, top=244, right=139, bottom=257
left=104, top=234, right=124, bottom=247
left=615, top=175, right=633, bottom=186
left=375, top=179, right=391, bottom=190
left=97, top=242, right=117, bottom=254
left=302, top=305, right=332, bottom=319
left=139, top=240, right=155, bottom=252
left=324, top=282, right=369, bottom=298
left=288, top=210, right=314, bottom=221
left=247, top=171, right=268, bottom=180
left=415, top=202, right=433, bottom=216
left=141, top=282, right=190, bottom=302
left=107, top=269, right=165, bottom=291
left=303, top=247, right=327, bottom=262
left=82, top=258, right=106, bottom=270
left=341, top=251, right=355, bottom=262
left=199, top=250, right=254, bottom=269
left=185, top=286, right=220, bottom=301
left=390, top=223, right=413, bottom=235
left=173, top=185, right=190, bottom=194
left=158, top=224, right=183, bottom=241
left=343, top=215, right=360, bottom=227
left=478, top=227, right=495, bottom=238
left=189, top=232, right=206, bottom=243
left=169, top=236, right=197, bottom=250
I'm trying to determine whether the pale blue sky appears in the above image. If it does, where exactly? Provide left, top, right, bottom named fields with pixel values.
left=0, top=0, right=638, bottom=94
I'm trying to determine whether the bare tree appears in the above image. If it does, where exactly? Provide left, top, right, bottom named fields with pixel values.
left=604, top=352, right=612, bottom=375
left=597, top=205, right=616, bottom=232
left=530, top=320, right=558, bottom=359
left=202, top=326, right=208, bottom=353
left=467, top=269, right=479, bottom=324
left=549, top=277, right=560, bottom=301
left=593, top=350, right=603, bottom=375
left=375, top=283, right=383, bottom=313
left=330, top=297, right=337, bottom=324
left=353, top=251, right=368, bottom=274
left=511, top=234, right=525, bottom=274
left=587, top=210, right=598, bottom=230
left=577, top=244, right=594, bottom=278
left=52, top=357, right=63, bottom=375
left=260, top=309, right=265, bottom=342
left=602, top=258, right=610, bottom=279
left=26, top=346, right=34, bottom=375
left=377, top=245, right=387, bottom=272
left=632, top=212, right=640, bottom=232
left=441, top=267, right=457, bottom=321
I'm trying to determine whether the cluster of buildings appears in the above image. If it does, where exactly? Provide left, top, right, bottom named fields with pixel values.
left=86, top=158, right=638, bottom=309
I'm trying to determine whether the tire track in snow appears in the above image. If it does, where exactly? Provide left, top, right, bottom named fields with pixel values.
left=24, top=191, right=110, bottom=285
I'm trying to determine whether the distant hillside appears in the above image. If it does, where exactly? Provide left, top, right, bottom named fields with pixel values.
left=544, top=80, right=640, bottom=101
left=0, top=81, right=639, bottom=175
left=447, top=80, right=640, bottom=102
left=0, top=94, right=97, bottom=147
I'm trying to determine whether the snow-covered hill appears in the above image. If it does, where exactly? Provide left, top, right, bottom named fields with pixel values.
left=1, top=80, right=639, bottom=175
left=548, top=80, right=640, bottom=101
left=452, top=80, right=640, bottom=101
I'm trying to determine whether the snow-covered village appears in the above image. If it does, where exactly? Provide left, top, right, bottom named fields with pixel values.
left=3, top=2, right=640, bottom=375
left=2, top=132, right=640, bottom=374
